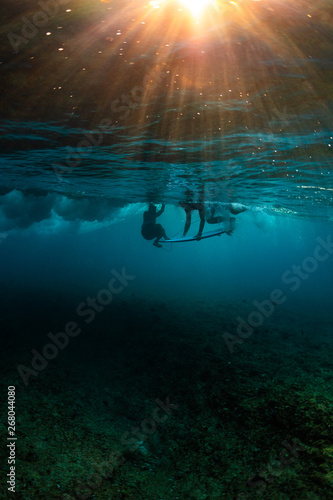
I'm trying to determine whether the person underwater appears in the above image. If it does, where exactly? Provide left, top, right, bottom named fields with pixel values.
left=179, top=202, right=205, bottom=240
left=179, top=201, right=247, bottom=239
left=141, top=203, right=169, bottom=247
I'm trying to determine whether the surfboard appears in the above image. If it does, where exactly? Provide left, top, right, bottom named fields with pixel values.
left=161, top=228, right=226, bottom=243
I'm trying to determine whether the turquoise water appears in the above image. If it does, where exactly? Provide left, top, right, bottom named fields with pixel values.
left=0, top=0, right=332, bottom=498
left=0, top=121, right=332, bottom=214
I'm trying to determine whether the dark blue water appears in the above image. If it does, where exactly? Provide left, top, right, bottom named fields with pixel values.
left=0, top=0, right=332, bottom=498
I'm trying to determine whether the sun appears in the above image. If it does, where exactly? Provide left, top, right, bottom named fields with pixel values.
left=179, top=0, right=215, bottom=17
left=149, top=0, right=216, bottom=18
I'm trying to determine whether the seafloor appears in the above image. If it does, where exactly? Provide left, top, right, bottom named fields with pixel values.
left=1, top=287, right=332, bottom=500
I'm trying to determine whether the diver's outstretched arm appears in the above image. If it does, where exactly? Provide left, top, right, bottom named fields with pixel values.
left=156, top=204, right=165, bottom=217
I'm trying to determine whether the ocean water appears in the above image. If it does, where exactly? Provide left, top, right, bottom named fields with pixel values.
left=1, top=0, right=332, bottom=499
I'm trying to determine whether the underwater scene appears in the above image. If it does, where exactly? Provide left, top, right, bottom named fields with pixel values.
left=0, top=0, right=332, bottom=499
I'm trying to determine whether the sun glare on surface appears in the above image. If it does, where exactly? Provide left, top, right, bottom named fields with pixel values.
left=149, top=0, right=216, bottom=18
left=179, top=0, right=215, bottom=17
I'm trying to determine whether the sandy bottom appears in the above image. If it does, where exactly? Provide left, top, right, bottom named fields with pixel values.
left=0, top=288, right=332, bottom=499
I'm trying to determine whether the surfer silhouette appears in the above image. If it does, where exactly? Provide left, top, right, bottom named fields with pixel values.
left=178, top=188, right=206, bottom=240
left=179, top=202, right=205, bottom=240
left=179, top=199, right=247, bottom=240
left=141, top=203, right=169, bottom=248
